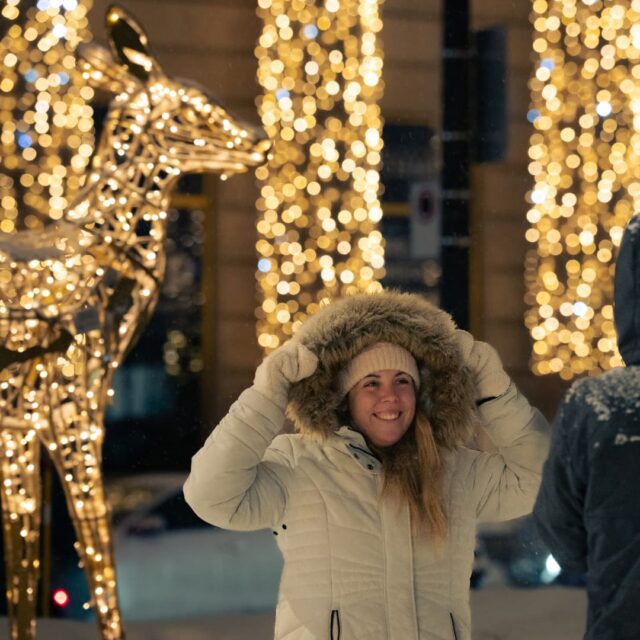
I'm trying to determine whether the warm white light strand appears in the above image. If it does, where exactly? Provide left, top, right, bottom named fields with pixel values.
left=526, top=0, right=634, bottom=379
left=0, top=0, right=94, bottom=233
left=255, top=0, right=386, bottom=350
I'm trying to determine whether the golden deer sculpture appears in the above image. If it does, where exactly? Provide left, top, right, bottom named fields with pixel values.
left=0, top=5, right=270, bottom=639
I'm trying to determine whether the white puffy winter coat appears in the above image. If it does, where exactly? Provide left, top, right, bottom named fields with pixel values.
left=184, top=382, right=548, bottom=640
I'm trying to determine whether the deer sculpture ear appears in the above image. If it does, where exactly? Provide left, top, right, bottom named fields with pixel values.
left=77, top=42, right=142, bottom=95
left=105, top=4, right=163, bottom=82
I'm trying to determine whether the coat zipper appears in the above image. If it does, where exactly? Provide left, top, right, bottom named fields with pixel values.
left=450, top=612, right=458, bottom=640
left=330, top=609, right=341, bottom=640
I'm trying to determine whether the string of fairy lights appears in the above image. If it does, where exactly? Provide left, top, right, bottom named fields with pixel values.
left=526, top=0, right=635, bottom=379
left=0, top=0, right=94, bottom=233
left=254, top=0, right=385, bottom=350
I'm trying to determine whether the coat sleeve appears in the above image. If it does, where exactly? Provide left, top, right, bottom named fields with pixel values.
left=462, top=383, right=550, bottom=523
left=183, top=387, right=294, bottom=531
left=532, top=396, right=588, bottom=573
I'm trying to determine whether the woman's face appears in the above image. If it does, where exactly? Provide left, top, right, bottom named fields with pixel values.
left=347, top=369, right=417, bottom=448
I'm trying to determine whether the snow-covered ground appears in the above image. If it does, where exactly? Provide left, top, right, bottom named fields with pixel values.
left=0, top=586, right=587, bottom=639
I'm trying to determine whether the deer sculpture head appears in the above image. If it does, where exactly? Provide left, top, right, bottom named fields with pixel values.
left=0, top=5, right=270, bottom=640
left=80, top=5, right=271, bottom=178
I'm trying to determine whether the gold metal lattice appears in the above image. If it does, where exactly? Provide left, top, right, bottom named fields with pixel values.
left=0, top=5, right=269, bottom=639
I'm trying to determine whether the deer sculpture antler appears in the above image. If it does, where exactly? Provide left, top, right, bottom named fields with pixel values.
left=0, top=5, right=270, bottom=639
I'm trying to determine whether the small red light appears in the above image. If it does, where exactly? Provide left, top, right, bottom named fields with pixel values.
left=53, top=589, right=69, bottom=607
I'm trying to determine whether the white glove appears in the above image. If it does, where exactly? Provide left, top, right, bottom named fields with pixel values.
left=253, top=340, right=318, bottom=410
left=454, top=330, right=510, bottom=402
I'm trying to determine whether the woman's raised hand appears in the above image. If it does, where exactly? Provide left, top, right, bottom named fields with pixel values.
left=454, top=330, right=511, bottom=402
left=253, top=340, right=318, bottom=409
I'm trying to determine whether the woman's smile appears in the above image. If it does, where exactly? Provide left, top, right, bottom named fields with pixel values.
left=373, top=411, right=402, bottom=421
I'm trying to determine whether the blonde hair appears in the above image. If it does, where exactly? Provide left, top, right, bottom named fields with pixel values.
left=370, top=410, right=447, bottom=541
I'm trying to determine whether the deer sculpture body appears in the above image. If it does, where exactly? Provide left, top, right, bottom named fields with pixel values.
left=0, top=5, right=269, bottom=639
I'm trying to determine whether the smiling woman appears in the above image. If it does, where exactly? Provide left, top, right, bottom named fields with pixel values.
left=184, top=289, right=549, bottom=640
left=341, top=340, right=419, bottom=445
left=342, top=347, right=448, bottom=541
left=347, top=367, right=417, bottom=448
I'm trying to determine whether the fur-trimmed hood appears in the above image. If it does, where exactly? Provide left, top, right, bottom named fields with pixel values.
left=287, top=290, right=477, bottom=448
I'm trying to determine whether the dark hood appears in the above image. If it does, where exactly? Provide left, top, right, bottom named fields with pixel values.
left=615, top=215, right=640, bottom=365
left=287, top=290, right=477, bottom=448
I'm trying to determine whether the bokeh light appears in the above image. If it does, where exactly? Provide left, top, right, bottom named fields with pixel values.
left=254, top=0, right=386, bottom=350
left=526, top=0, right=633, bottom=379
left=0, top=0, right=94, bottom=233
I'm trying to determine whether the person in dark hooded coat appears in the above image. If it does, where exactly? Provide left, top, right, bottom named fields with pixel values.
left=185, top=290, right=549, bottom=640
left=533, top=214, right=640, bottom=640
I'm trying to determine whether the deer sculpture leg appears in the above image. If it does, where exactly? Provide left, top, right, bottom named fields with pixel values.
left=0, top=425, right=41, bottom=640
left=46, top=441, right=123, bottom=640
left=30, top=331, right=125, bottom=640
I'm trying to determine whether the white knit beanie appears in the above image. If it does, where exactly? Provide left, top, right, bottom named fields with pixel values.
left=339, top=342, right=420, bottom=397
